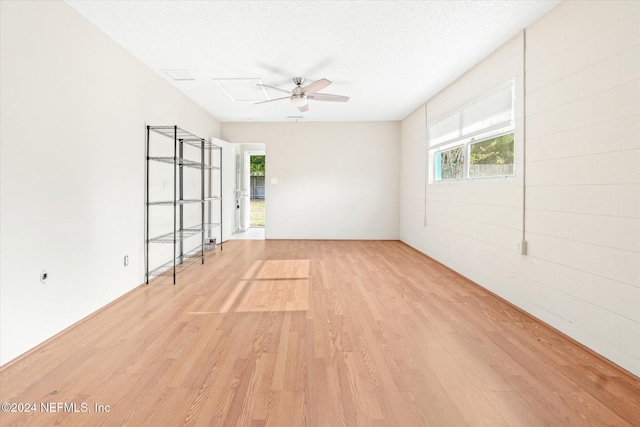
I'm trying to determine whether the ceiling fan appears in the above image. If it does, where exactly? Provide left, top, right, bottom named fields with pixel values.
left=256, top=77, right=349, bottom=112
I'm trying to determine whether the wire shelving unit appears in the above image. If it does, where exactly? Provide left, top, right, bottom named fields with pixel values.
left=145, top=125, right=223, bottom=284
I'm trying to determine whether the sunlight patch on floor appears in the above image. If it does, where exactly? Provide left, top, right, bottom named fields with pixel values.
left=217, top=259, right=311, bottom=313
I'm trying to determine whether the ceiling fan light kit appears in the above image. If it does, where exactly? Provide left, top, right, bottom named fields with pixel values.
left=291, top=94, right=308, bottom=107
left=256, top=77, right=349, bottom=112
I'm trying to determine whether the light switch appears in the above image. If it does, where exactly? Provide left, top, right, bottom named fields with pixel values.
left=271, top=178, right=278, bottom=184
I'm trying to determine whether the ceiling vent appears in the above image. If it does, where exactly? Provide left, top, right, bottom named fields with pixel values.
left=213, top=78, right=269, bottom=102
left=163, top=70, right=195, bottom=81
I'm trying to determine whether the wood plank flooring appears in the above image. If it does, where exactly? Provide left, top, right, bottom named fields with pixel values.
left=1, top=240, right=638, bottom=426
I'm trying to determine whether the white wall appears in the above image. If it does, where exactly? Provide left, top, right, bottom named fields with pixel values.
left=213, top=138, right=238, bottom=241
left=222, top=122, right=400, bottom=240
left=0, top=1, right=221, bottom=365
left=400, top=0, right=640, bottom=376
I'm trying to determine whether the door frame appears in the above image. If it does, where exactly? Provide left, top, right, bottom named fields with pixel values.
left=242, top=148, right=266, bottom=230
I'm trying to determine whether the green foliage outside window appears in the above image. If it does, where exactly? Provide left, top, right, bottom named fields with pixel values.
left=250, top=155, right=265, bottom=177
left=435, top=133, right=514, bottom=181
left=469, top=133, right=514, bottom=177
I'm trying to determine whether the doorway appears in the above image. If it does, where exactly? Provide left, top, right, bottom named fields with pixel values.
left=249, top=154, right=265, bottom=227
left=232, top=144, right=266, bottom=240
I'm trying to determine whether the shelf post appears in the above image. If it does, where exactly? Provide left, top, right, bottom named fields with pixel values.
left=220, top=146, right=223, bottom=250
left=179, top=137, right=184, bottom=268
left=201, top=138, right=205, bottom=264
left=145, top=126, right=150, bottom=284
left=173, top=125, right=177, bottom=285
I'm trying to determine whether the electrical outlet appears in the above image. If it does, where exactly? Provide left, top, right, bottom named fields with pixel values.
left=517, top=241, right=528, bottom=255
left=124, top=255, right=129, bottom=267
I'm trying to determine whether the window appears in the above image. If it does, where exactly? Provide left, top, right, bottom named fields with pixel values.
left=434, top=146, right=464, bottom=181
left=429, top=80, right=515, bottom=181
left=469, top=133, right=514, bottom=178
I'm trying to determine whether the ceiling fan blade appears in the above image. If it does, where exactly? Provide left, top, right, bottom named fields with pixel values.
left=254, top=96, right=290, bottom=105
left=308, top=93, right=349, bottom=102
left=297, top=103, right=309, bottom=113
left=256, top=83, right=292, bottom=95
left=301, top=78, right=331, bottom=95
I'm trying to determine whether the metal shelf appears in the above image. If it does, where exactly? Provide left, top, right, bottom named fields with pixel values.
left=148, top=197, right=221, bottom=206
left=148, top=126, right=222, bottom=150
left=148, top=199, right=202, bottom=206
left=148, top=228, right=202, bottom=243
left=148, top=247, right=204, bottom=278
left=145, top=125, right=224, bottom=285
left=148, top=156, right=222, bottom=170
left=148, top=156, right=204, bottom=169
left=148, top=223, right=223, bottom=243
left=148, top=126, right=202, bottom=142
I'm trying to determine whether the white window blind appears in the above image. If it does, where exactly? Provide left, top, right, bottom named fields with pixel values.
left=430, top=80, right=514, bottom=148
left=430, top=111, right=461, bottom=147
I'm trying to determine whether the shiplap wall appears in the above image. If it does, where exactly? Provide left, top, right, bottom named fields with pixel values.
left=400, top=0, right=639, bottom=376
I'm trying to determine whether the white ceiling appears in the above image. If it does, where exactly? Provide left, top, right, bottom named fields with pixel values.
left=65, top=0, right=559, bottom=122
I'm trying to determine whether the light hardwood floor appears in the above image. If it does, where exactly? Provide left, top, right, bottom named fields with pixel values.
left=1, top=240, right=638, bottom=426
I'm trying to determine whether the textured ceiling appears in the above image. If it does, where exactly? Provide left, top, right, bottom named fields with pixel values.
left=64, top=0, right=559, bottom=122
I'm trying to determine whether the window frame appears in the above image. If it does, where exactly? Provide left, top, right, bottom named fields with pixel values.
left=429, top=80, right=515, bottom=183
